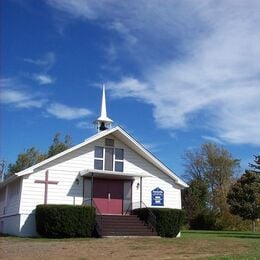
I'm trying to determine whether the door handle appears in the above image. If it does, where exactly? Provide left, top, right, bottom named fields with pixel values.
left=108, top=192, right=111, bottom=200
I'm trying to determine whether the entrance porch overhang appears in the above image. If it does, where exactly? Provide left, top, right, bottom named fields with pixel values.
left=79, top=169, right=150, bottom=180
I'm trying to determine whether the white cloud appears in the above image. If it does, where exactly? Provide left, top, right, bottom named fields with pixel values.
left=46, top=1, right=260, bottom=145
left=0, top=78, right=46, bottom=108
left=46, top=102, right=92, bottom=120
left=33, top=74, right=55, bottom=85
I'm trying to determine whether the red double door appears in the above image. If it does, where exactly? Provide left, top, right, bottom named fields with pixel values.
left=93, top=179, right=124, bottom=215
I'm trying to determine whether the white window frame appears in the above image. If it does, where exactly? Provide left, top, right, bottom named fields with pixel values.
left=94, top=145, right=124, bottom=172
left=114, top=148, right=124, bottom=172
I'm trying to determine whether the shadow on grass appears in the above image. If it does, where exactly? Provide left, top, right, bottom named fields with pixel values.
left=182, top=230, right=260, bottom=239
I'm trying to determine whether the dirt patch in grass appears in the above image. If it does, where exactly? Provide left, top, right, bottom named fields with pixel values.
left=0, top=233, right=259, bottom=259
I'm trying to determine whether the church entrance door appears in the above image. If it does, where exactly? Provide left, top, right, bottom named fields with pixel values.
left=93, top=178, right=124, bottom=214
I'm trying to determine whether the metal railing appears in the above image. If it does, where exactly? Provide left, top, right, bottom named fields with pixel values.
left=125, top=201, right=157, bottom=232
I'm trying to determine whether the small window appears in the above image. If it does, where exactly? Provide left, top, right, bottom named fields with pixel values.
left=0, top=188, right=5, bottom=202
left=94, top=159, right=103, bottom=170
left=115, top=148, right=124, bottom=160
left=95, top=146, right=103, bottom=158
left=105, top=138, right=114, bottom=147
left=115, top=161, right=124, bottom=172
left=0, top=221, right=4, bottom=234
left=8, top=180, right=20, bottom=199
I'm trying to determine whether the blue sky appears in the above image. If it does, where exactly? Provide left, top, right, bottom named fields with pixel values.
left=1, top=0, right=260, bottom=178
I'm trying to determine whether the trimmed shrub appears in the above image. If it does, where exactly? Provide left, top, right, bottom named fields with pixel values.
left=132, top=208, right=184, bottom=237
left=35, top=204, right=96, bottom=238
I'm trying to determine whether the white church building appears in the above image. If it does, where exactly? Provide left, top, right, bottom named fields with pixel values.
left=0, top=87, right=188, bottom=237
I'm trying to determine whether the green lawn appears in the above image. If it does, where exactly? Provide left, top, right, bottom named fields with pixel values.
left=180, top=230, right=260, bottom=259
left=182, top=230, right=260, bottom=239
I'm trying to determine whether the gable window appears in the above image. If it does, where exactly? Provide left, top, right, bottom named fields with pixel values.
left=94, top=146, right=103, bottom=170
left=94, top=143, right=124, bottom=172
left=105, top=138, right=114, bottom=147
left=115, top=148, right=124, bottom=172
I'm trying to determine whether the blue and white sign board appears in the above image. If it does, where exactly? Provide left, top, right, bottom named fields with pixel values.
left=151, top=187, right=164, bottom=206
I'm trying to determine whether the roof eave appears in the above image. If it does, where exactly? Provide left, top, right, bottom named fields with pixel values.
left=112, top=126, right=189, bottom=188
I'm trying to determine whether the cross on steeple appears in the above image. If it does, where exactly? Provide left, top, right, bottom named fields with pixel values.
left=34, top=170, right=58, bottom=204
left=95, top=85, right=113, bottom=132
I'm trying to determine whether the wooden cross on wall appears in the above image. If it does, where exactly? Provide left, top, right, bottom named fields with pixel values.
left=34, top=170, right=58, bottom=204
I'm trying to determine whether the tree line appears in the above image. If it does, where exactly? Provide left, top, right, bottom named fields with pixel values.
left=182, top=143, right=260, bottom=232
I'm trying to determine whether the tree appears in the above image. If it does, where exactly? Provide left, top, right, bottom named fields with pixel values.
left=47, top=133, right=72, bottom=158
left=249, top=155, right=260, bottom=173
left=227, top=170, right=260, bottom=232
left=8, top=147, right=45, bottom=176
left=183, top=142, right=240, bottom=212
left=182, top=179, right=209, bottom=225
left=183, top=142, right=241, bottom=229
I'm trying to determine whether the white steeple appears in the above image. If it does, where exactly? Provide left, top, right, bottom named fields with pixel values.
left=95, top=85, right=113, bottom=132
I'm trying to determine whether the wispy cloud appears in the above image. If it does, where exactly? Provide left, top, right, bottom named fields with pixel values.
left=23, top=52, right=56, bottom=85
left=76, top=121, right=95, bottom=129
left=46, top=1, right=260, bottom=146
left=46, top=0, right=97, bottom=19
left=33, top=74, right=55, bottom=85
left=1, top=78, right=93, bottom=124
left=0, top=89, right=46, bottom=108
left=0, top=78, right=47, bottom=108
left=46, top=102, right=92, bottom=120
left=109, top=21, right=137, bottom=46
left=202, top=136, right=224, bottom=145
left=24, top=52, right=56, bottom=70
left=142, top=142, right=161, bottom=153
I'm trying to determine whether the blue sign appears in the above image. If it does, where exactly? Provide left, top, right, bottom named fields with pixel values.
left=151, top=187, right=164, bottom=206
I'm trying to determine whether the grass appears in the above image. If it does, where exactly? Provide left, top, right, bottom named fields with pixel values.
left=1, top=230, right=260, bottom=259
left=181, top=230, right=260, bottom=259
left=182, top=230, right=260, bottom=239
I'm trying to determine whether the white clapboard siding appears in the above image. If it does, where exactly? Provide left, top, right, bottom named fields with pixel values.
left=109, top=136, right=182, bottom=209
left=20, top=144, right=95, bottom=214
left=20, top=170, right=83, bottom=214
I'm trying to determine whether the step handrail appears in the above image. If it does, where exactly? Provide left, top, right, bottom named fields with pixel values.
left=125, top=201, right=157, bottom=232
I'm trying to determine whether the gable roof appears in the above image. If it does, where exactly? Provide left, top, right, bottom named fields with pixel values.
left=1, top=126, right=188, bottom=188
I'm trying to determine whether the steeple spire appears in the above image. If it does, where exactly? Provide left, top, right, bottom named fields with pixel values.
left=95, top=85, right=113, bottom=132
left=101, top=85, right=108, bottom=120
